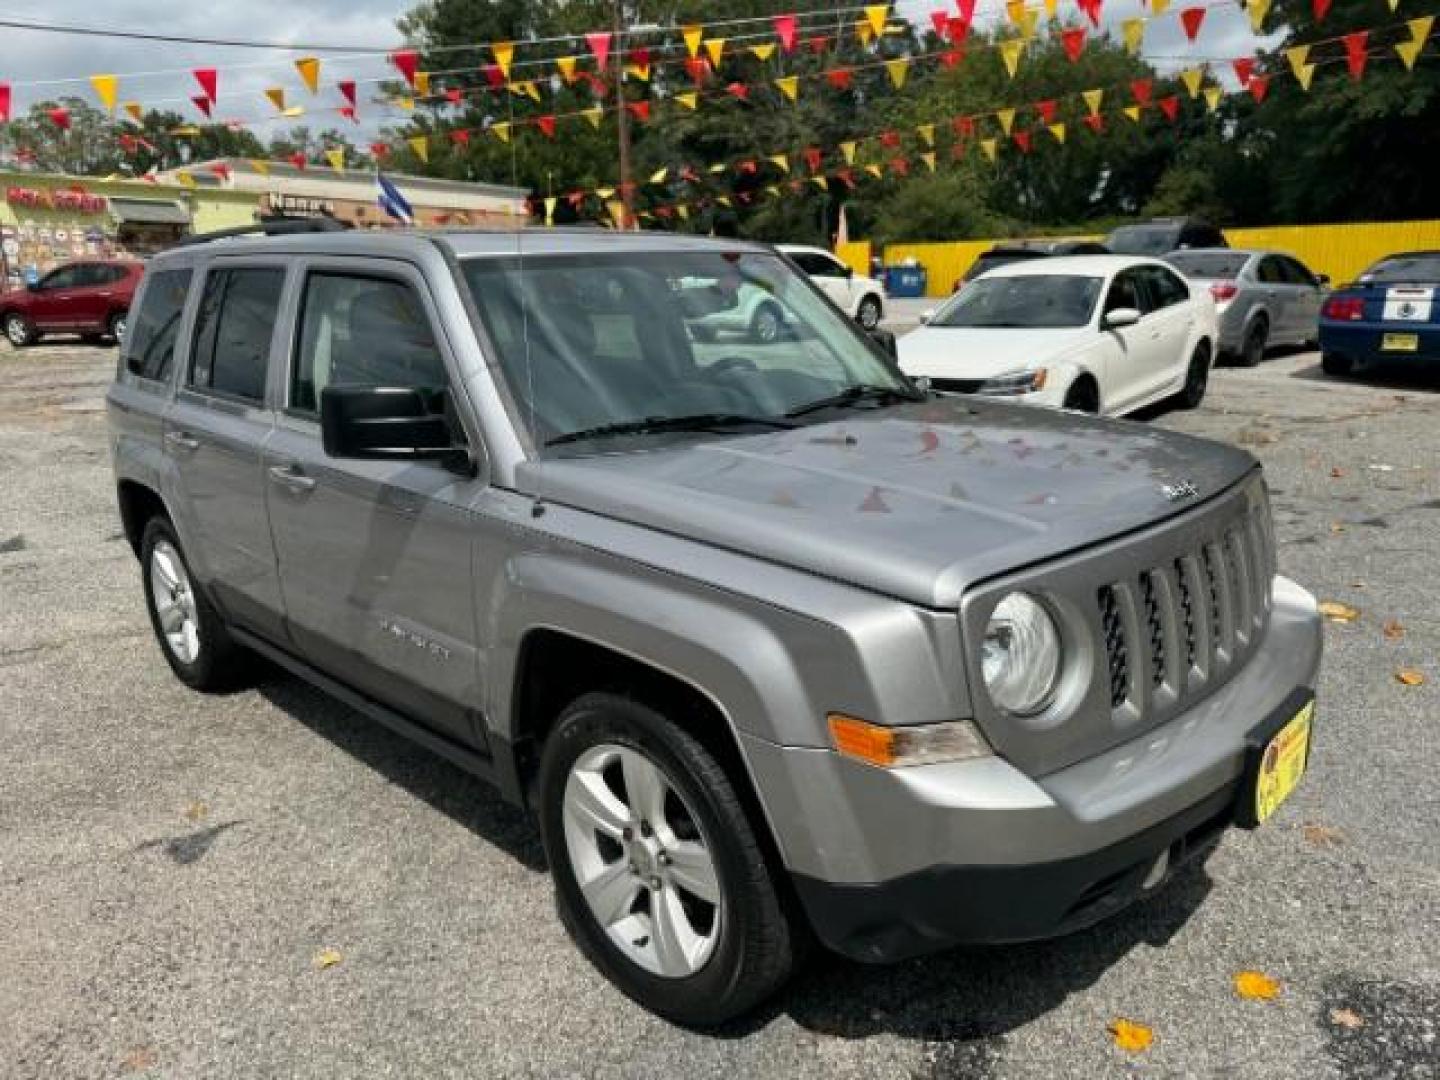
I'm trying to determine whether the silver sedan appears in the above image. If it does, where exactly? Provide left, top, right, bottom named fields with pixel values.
left=1166, top=249, right=1328, bottom=366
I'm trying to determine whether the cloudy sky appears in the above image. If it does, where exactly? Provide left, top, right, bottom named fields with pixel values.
left=0, top=0, right=1273, bottom=144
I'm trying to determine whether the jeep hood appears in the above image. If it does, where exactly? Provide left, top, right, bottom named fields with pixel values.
left=520, top=398, right=1257, bottom=608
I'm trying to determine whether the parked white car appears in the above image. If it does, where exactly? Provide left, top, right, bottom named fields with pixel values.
left=898, top=255, right=1218, bottom=415
left=690, top=245, right=885, bottom=342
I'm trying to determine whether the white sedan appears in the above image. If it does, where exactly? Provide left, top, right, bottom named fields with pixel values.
left=897, top=255, right=1218, bottom=415
left=690, top=245, right=885, bottom=342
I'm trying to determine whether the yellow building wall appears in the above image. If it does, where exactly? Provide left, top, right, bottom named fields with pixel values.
left=876, top=221, right=1440, bottom=297
left=834, top=240, right=872, bottom=276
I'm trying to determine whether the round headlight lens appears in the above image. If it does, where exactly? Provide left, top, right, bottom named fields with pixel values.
left=981, top=592, right=1062, bottom=715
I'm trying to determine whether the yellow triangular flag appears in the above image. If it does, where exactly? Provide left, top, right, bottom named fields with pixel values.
left=1007, top=0, right=1026, bottom=24
left=492, top=41, right=515, bottom=79
left=1181, top=68, right=1204, bottom=98
left=90, top=74, right=118, bottom=113
left=750, top=43, right=776, bottom=62
left=491, top=121, right=510, bottom=143
left=1285, top=44, right=1311, bottom=75
left=1082, top=88, right=1104, bottom=116
left=408, top=136, right=429, bottom=163
left=544, top=196, right=557, bottom=226
left=176, top=170, right=196, bottom=189
left=582, top=106, right=603, bottom=129
left=650, top=166, right=668, bottom=184
left=676, top=204, right=689, bottom=221
left=864, top=4, right=890, bottom=38
left=917, top=123, right=935, bottom=147
left=996, top=107, right=1017, bottom=135
left=1151, top=0, right=1171, bottom=13
left=1123, top=105, right=1142, bottom=122
left=556, top=56, right=578, bottom=82
left=775, top=75, right=799, bottom=101
left=523, top=80, right=541, bottom=102
left=295, top=57, right=321, bottom=94
left=1122, top=19, right=1144, bottom=54
left=841, top=140, right=858, bottom=165
left=415, top=72, right=432, bottom=97
left=855, top=18, right=875, bottom=45
left=123, top=101, right=143, bottom=123
left=675, top=91, right=698, bottom=110
left=1204, top=86, right=1222, bottom=111
left=606, top=199, right=626, bottom=225
left=1045, top=0, right=1058, bottom=15
left=281, top=106, right=304, bottom=118
left=1395, top=38, right=1423, bottom=70
left=683, top=25, right=703, bottom=57
left=626, top=63, right=651, bottom=82
left=248, top=159, right=271, bottom=176
left=999, top=39, right=1023, bottom=78
left=1296, top=62, right=1316, bottom=90
left=886, top=57, right=910, bottom=88
left=864, top=163, right=883, bottom=178
left=920, top=152, right=936, bottom=172
left=265, top=86, right=286, bottom=112
left=1019, top=9, right=1040, bottom=39
left=705, top=38, right=725, bottom=67
left=1408, top=15, right=1434, bottom=42
left=398, top=96, right=415, bottom=111
left=769, top=153, right=790, bottom=173
left=1048, top=122, right=1066, bottom=143
left=811, top=175, right=830, bottom=189
left=1247, top=0, right=1271, bottom=33
left=596, top=186, right=615, bottom=199
left=325, top=148, right=345, bottom=172
left=716, top=195, right=732, bottom=207
left=980, top=138, right=998, bottom=162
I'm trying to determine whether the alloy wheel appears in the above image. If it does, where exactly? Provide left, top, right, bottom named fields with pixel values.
left=5, top=315, right=28, bottom=347
left=562, top=743, right=722, bottom=979
left=149, top=540, right=201, bottom=664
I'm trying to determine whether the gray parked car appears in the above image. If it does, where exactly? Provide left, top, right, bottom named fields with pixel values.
left=1166, top=249, right=1328, bottom=366
left=108, top=223, right=1323, bottom=1026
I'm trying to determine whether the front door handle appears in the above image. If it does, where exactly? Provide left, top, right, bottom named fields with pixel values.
left=164, top=430, right=200, bottom=453
left=267, top=464, right=317, bottom=494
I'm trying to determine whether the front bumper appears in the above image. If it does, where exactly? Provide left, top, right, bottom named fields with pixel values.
left=742, top=576, right=1322, bottom=962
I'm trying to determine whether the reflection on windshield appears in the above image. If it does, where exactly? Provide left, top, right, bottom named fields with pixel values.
left=1360, top=255, right=1440, bottom=284
left=460, top=252, right=910, bottom=452
left=933, top=275, right=1102, bottom=329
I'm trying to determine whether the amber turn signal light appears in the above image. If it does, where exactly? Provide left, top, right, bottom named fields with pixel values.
left=827, top=714, right=992, bottom=768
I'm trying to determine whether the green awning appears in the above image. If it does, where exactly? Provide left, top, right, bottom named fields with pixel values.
left=110, top=198, right=191, bottom=226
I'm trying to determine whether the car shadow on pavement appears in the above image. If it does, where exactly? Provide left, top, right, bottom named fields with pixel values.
left=1289, top=358, right=1440, bottom=392
left=254, top=673, right=548, bottom=873
left=721, top=859, right=1214, bottom=1046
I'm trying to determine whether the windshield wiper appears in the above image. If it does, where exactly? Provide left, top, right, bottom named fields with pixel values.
left=784, top=383, right=923, bottom=418
left=546, top=412, right=798, bottom=447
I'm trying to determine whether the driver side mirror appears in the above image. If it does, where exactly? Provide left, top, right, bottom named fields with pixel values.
left=321, top=385, right=455, bottom=461
left=1317, top=273, right=1331, bottom=288
left=1103, top=307, right=1141, bottom=330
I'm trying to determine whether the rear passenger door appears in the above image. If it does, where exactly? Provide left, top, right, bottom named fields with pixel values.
left=1101, top=268, right=1166, bottom=412
left=1279, top=256, right=1323, bottom=343
left=1254, top=256, right=1298, bottom=340
left=263, top=261, right=486, bottom=749
left=164, top=261, right=287, bottom=640
left=1134, top=264, right=1197, bottom=400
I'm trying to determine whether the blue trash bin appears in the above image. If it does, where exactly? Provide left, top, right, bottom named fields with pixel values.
left=884, top=266, right=928, bottom=298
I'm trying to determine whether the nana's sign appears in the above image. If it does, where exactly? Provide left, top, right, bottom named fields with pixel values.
left=263, top=193, right=335, bottom=217
left=6, top=186, right=108, bottom=213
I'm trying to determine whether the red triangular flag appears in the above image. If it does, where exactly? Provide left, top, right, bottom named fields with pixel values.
left=1344, top=31, right=1369, bottom=80
left=192, top=68, right=217, bottom=103
left=1036, top=99, right=1057, bottom=124
left=953, top=115, right=976, bottom=138
left=48, top=107, right=71, bottom=131
left=803, top=146, right=823, bottom=172
left=0, top=82, right=9, bottom=124
left=1083, top=113, right=1105, bottom=133
left=586, top=31, right=612, bottom=71
left=338, top=80, right=357, bottom=106
left=1232, top=57, right=1255, bottom=86
left=1014, top=130, right=1032, bottom=153
left=1131, top=78, right=1153, bottom=105
left=567, top=191, right=585, bottom=208
left=880, top=129, right=901, bottom=147
left=483, top=64, right=505, bottom=88
left=627, top=46, right=650, bottom=68
left=930, top=9, right=949, bottom=35
left=339, top=106, right=357, bottom=122
left=191, top=95, right=212, bottom=118
left=537, top=115, right=556, bottom=138
left=738, top=160, right=758, bottom=175
left=774, top=13, right=798, bottom=51
left=940, top=48, right=964, bottom=68
left=626, top=100, right=650, bottom=122
left=390, top=49, right=420, bottom=87
left=808, top=35, right=828, bottom=53
left=956, top=0, right=977, bottom=23
left=946, top=16, right=971, bottom=41
left=370, top=142, right=390, bottom=159
left=726, top=81, right=750, bottom=100
left=445, top=88, right=462, bottom=104
left=449, top=129, right=470, bottom=145
left=1248, top=73, right=1270, bottom=103
left=209, top=162, right=231, bottom=181
left=1313, top=0, right=1332, bottom=21
left=1159, top=95, right=1179, bottom=121
left=1077, top=0, right=1104, bottom=29
left=1179, top=7, right=1206, bottom=42
left=1061, top=27, right=1086, bottom=62
left=289, top=152, right=307, bottom=170
left=889, top=157, right=910, bottom=176
left=685, top=57, right=709, bottom=83
left=826, top=67, right=854, bottom=89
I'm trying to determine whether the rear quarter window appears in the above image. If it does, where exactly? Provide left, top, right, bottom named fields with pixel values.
left=123, top=268, right=193, bottom=382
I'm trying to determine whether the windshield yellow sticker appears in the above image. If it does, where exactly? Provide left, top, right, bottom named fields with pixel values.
left=1255, top=701, right=1313, bottom=824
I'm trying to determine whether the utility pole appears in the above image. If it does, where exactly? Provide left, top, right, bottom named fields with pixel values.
left=613, top=0, right=634, bottom=230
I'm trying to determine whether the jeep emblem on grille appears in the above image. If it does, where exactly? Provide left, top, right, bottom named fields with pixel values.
left=1161, top=480, right=1199, bottom=502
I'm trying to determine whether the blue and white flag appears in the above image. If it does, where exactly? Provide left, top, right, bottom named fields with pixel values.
left=376, top=173, right=414, bottom=225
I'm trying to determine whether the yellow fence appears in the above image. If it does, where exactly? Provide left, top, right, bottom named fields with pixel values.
left=872, top=220, right=1440, bottom=298
left=834, top=240, right=872, bottom=277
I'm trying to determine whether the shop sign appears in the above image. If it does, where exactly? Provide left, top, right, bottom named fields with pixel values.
left=264, top=193, right=336, bottom=216
left=5, top=186, right=108, bottom=213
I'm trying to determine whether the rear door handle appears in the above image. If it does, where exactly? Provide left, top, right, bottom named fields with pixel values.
left=164, top=431, right=200, bottom=453
left=267, top=464, right=317, bottom=494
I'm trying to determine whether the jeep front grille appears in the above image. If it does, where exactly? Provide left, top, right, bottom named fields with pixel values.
left=1097, top=585, right=1129, bottom=709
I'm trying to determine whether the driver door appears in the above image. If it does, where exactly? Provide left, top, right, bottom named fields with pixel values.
left=28, top=265, right=83, bottom=330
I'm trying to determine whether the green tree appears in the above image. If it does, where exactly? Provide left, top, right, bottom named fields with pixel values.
left=0, top=98, right=123, bottom=175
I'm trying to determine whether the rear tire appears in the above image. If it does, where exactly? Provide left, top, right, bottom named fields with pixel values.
left=1178, top=341, right=1211, bottom=409
left=537, top=692, right=796, bottom=1027
left=856, top=294, right=883, bottom=331
left=1321, top=351, right=1354, bottom=377
left=139, top=517, right=251, bottom=692
left=1063, top=378, right=1100, bottom=413
left=1239, top=318, right=1267, bottom=368
left=4, top=312, right=35, bottom=348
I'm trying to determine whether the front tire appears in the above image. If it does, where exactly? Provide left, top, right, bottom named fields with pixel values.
left=1239, top=318, right=1267, bottom=367
left=856, top=294, right=883, bottom=331
left=140, top=517, right=250, bottom=691
left=4, top=312, right=35, bottom=347
left=538, top=692, right=796, bottom=1027
left=1178, top=341, right=1211, bottom=409
left=1063, top=378, right=1100, bottom=413
left=108, top=311, right=128, bottom=344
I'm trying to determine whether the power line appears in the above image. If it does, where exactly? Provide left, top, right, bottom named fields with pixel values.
left=0, top=15, right=381, bottom=52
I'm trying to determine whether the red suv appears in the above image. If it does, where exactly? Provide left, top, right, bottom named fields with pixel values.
left=1, top=260, right=143, bottom=347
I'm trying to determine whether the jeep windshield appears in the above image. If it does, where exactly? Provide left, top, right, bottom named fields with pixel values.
left=460, top=251, right=918, bottom=454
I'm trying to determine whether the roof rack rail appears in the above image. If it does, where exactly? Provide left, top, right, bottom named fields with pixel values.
left=173, top=216, right=352, bottom=248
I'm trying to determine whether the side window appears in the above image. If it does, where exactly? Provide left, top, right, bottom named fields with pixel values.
left=1256, top=257, right=1285, bottom=285
left=1281, top=258, right=1315, bottom=286
left=189, top=267, right=284, bottom=404
left=41, top=266, right=80, bottom=290
left=1148, top=266, right=1190, bottom=308
left=1105, top=270, right=1145, bottom=314
left=291, top=273, right=446, bottom=414
left=100, top=265, right=129, bottom=286
left=794, top=253, right=837, bottom=277
left=124, top=268, right=193, bottom=382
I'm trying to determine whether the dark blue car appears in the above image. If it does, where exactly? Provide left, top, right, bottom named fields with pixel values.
left=1320, top=250, right=1440, bottom=375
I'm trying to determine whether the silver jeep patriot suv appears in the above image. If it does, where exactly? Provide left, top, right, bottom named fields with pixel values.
left=108, top=224, right=1322, bottom=1026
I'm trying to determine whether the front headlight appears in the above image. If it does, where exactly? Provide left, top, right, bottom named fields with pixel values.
left=976, top=368, right=1049, bottom=396
left=982, top=592, right=1062, bottom=715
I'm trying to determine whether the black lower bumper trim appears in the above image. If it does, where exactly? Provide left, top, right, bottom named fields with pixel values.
left=792, top=780, right=1240, bottom=964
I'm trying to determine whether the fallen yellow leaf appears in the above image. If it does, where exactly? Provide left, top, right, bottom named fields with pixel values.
left=1395, top=669, right=1426, bottom=687
left=1108, top=1017, right=1153, bottom=1052
left=312, top=947, right=343, bottom=970
left=1329, top=466, right=1346, bottom=478
left=1318, top=601, right=1360, bottom=623
left=1329, top=522, right=1346, bottom=534
left=1301, top=823, right=1345, bottom=848
left=183, top=800, right=208, bottom=822
left=1382, top=619, right=1405, bottom=641
left=121, top=1046, right=158, bottom=1073
left=1234, top=970, right=1281, bottom=1000
left=1330, top=1006, right=1365, bottom=1030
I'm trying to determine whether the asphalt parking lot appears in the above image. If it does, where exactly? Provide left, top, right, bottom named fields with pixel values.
left=1, top=338, right=1437, bottom=1079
